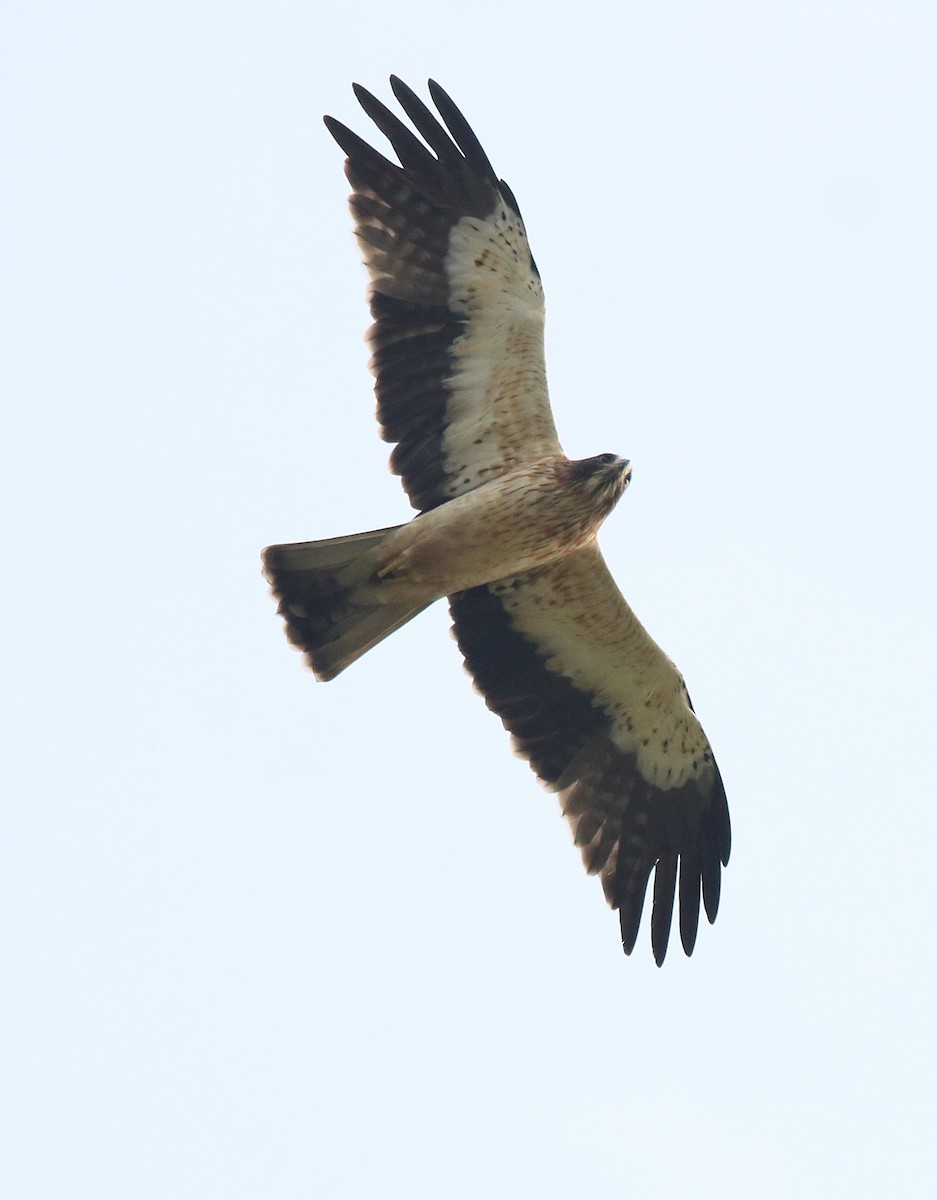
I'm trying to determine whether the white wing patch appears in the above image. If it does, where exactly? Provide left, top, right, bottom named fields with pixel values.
left=441, top=201, right=562, bottom=497
left=491, top=549, right=716, bottom=791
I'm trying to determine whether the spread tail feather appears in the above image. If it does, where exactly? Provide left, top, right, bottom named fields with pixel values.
left=262, top=526, right=429, bottom=680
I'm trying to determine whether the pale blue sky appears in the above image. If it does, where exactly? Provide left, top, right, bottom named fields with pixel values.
left=4, top=3, right=936, bottom=1196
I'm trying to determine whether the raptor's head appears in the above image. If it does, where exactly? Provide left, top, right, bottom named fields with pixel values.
left=571, top=453, right=632, bottom=517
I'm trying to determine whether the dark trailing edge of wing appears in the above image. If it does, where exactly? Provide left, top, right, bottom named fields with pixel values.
left=323, top=79, right=532, bottom=513
left=450, top=584, right=731, bottom=965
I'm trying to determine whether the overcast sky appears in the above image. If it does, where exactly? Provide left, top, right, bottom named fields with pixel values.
left=4, top=2, right=937, bottom=1196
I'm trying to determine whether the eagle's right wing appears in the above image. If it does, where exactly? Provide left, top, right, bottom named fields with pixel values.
left=450, top=545, right=731, bottom=965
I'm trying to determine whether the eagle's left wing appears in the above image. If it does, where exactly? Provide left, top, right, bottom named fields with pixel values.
left=450, top=546, right=731, bottom=965
left=325, top=78, right=563, bottom=513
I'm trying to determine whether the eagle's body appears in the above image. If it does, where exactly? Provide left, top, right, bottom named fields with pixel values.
left=263, top=78, right=731, bottom=964
left=376, top=454, right=630, bottom=599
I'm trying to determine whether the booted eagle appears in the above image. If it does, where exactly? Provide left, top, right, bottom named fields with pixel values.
left=263, top=78, right=730, bottom=965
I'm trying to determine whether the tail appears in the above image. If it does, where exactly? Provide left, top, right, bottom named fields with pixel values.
left=262, top=526, right=430, bottom=681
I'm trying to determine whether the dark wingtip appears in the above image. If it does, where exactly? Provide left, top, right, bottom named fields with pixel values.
left=425, top=79, right=498, bottom=183
left=323, top=80, right=369, bottom=133
left=619, top=904, right=639, bottom=956
left=650, top=852, right=677, bottom=966
left=678, top=853, right=702, bottom=956
left=702, top=861, right=722, bottom=925
left=619, top=896, right=644, bottom=958
left=322, top=113, right=349, bottom=146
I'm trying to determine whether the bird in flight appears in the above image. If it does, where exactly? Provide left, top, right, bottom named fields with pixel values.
left=263, top=77, right=730, bottom=965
